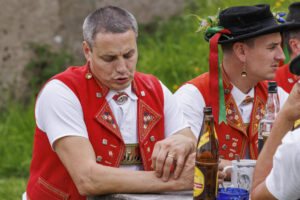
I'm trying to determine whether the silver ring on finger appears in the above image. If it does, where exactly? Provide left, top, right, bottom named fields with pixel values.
left=167, top=153, right=175, bottom=159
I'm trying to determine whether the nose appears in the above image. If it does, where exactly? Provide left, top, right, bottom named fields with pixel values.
left=115, top=58, right=127, bottom=73
left=276, top=45, right=286, bottom=62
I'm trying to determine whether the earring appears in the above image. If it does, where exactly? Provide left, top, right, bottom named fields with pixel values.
left=241, top=62, right=247, bottom=77
left=85, top=60, right=93, bottom=79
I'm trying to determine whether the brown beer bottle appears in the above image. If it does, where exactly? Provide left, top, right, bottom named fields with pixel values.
left=193, top=107, right=219, bottom=200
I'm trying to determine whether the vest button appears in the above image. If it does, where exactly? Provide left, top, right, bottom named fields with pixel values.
left=224, top=89, right=230, bottom=95
left=96, top=156, right=102, bottom=162
left=222, top=144, right=227, bottom=150
left=96, top=92, right=102, bottom=98
left=102, top=139, right=108, bottom=145
left=150, top=136, right=155, bottom=142
left=225, top=134, right=230, bottom=140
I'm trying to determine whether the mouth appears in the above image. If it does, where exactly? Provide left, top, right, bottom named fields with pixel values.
left=115, top=77, right=129, bottom=84
left=271, top=64, right=279, bottom=71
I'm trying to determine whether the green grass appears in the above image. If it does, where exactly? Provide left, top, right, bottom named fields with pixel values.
left=0, top=177, right=27, bottom=200
left=0, top=0, right=295, bottom=198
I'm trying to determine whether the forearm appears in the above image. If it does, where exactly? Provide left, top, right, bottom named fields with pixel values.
left=85, top=164, right=184, bottom=195
left=251, top=112, right=293, bottom=198
left=55, top=136, right=191, bottom=196
left=87, top=152, right=196, bottom=195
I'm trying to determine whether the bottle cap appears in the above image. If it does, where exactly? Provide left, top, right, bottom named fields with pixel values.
left=268, top=81, right=277, bottom=93
left=203, top=107, right=212, bottom=113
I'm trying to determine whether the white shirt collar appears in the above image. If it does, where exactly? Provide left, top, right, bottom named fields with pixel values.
left=231, top=84, right=254, bottom=107
left=106, top=84, right=138, bottom=102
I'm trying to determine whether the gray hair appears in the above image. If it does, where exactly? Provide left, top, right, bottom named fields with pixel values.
left=282, top=29, right=300, bottom=54
left=82, top=6, right=138, bottom=48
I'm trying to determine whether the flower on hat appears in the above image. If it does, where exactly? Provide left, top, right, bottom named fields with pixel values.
left=195, top=15, right=219, bottom=33
left=193, top=8, right=220, bottom=33
left=272, top=4, right=288, bottom=24
left=272, top=11, right=287, bottom=23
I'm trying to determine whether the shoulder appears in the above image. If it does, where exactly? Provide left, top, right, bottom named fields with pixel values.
left=176, top=83, right=200, bottom=95
left=175, top=83, right=205, bottom=105
left=187, top=73, right=209, bottom=86
left=39, top=79, right=74, bottom=98
left=53, top=65, right=87, bottom=83
left=134, top=72, right=162, bottom=90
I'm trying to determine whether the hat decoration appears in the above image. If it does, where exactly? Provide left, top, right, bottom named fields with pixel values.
left=273, top=10, right=290, bottom=65
left=195, top=15, right=230, bottom=124
left=207, top=26, right=230, bottom=125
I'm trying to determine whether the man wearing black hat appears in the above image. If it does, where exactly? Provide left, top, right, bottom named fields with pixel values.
left=175, top=4, right=289, bottom=179
left=275, top=2, right=300, bottom=93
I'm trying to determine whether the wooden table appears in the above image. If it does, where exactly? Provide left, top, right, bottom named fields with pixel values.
left=88, top=182, right=233, bottom=200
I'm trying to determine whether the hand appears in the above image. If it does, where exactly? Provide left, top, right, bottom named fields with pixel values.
left=171, top=152, right=195, bottom=191
left=151, top=129, right=196, bottom=182
left=218, top=170, right=227, bottom=185
left=280, top=81, right=300, bottom=122
left=218, top=159, right=232, bottom=181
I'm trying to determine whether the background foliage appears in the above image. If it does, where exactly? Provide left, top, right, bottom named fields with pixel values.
left=0, top=0, right=294, bottom=199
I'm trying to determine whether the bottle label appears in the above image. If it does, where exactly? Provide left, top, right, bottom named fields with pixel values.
left=193, top=167, right=205, bottom=197
left=197, top=132, right=209, bottom=148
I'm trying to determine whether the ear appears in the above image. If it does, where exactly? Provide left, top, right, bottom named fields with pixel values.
left=289, top=38, right=300, bottom=56
left=232, top=42, right=247, bottom=62
left=82, top=41, right=92, bottom=61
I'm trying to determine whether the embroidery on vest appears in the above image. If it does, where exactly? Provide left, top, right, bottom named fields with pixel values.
left=226, top=97, right=247, bottom=135
left=95, top=103, right=122, bottom=138
left=138, top=100, right=162, bottom=141
left=251, top=96, right=266, bottom=138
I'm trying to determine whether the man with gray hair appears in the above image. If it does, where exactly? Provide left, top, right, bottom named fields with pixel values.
left=24, top=6, right=196, bottom=200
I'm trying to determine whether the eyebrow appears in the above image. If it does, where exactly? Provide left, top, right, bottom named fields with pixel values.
left=267, top=42, right=280, bottom=47
left=101, top=49, right=135, bottom=56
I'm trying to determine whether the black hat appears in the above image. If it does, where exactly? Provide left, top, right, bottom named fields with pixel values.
left=285, top=2, right=300, bottom=30
left=289, top=54, right=300, bottom=75
left=205, top=4, right=287, bottom=44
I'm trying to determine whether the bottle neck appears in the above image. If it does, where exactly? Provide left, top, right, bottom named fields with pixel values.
left=265, top=92, right=279, bottom=119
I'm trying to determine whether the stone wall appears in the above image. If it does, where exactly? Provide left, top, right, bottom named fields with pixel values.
left=0, top=0, right=185, bottom=104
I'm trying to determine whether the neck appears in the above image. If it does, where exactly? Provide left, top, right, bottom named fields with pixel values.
left=223, top=56, right=257, bottom=94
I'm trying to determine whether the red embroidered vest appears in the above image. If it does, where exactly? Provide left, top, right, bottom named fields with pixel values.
left=274, top=63, right=297, bottom=93
left=26, top=64, right=165, bottom=200
left=188, top=71, right=268, bottom=160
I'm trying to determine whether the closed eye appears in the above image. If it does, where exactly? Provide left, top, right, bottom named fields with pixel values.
left=124, top=50, right=135, bottom=59
left=101, top=55, right=116, bottom=62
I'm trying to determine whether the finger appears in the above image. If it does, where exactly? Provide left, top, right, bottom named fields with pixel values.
left=218, top=159, right=224, bottom=171
left=218, top=171, right=226, bottom=180
left=155, top=149, right=168, bottom=178
left=162, top=156, right=174, bottom=181
left=173, top=154, right=185, bottom=179
left=151, top=142, right=161, bottom=170
left=218, top=178, right=224, bottom=185
left=218, top=171, right=226, bottom=184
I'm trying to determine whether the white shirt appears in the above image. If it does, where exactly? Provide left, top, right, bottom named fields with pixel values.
left=35, top=79, right=189, bottom=168
left=175, top=83, right=289, bottom=158
left=266, top=129, right=300, bottom=200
